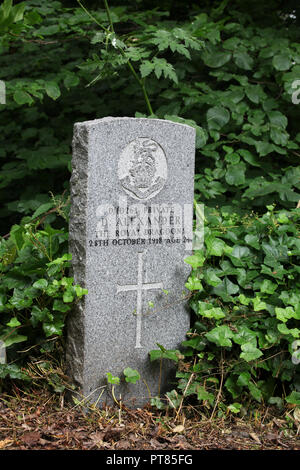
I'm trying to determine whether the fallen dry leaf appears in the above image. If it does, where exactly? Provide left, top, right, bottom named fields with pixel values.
left=173, top=425, right=185, bottom=433
left=0, top=387, right=299, bottom=451
left=249, top=432, right=261, bottom=444
left=293, top=408, right=300, bottom=422
left=115, top=440, right=132, bottom=449
left=264, top=433, right=278, bottom=441
left=103, top=427, right=122, bottom=442
left=0, top=439, right=13, bottom=449
left=150, top=438, right=167, bottom=449
left=21, top=431, right=41, bottom=446
left=128, top=433, right=139, bottom=442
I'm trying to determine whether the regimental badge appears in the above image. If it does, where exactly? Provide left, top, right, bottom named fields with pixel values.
left=118, top=138, right=168, bottom=200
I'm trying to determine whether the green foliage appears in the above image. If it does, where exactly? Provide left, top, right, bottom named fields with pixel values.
left=0, top=0, right=300, bottom=410
left=0, top=0, right=26, bottom=33
left=179, top=206, right=300, bottom=411
left=124, top=367, right=140, bottom=384
left=150, top=343, right=181, bottom=363
left=106, top=368, right=140, bottom=385
left=1, top=0, right=299, bottom=232
left=0, top=201, right=87, bottom=380
left=106, top=372, right=120, bottom=385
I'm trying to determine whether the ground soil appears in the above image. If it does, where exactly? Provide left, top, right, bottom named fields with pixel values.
left=0, top=387, right=299, bottom=450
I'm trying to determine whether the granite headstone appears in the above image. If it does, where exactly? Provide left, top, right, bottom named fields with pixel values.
left=66, top=117, right=195, bottom=407
left=0, top=340, right=6, bottom=365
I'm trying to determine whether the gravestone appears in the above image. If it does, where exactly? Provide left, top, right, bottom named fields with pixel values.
left=66, top=117, right=195, bottom=407
left=0, top=340, right=6, bottom=365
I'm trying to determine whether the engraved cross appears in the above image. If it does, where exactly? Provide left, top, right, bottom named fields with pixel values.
left=117, top=250, right=163, bottom=349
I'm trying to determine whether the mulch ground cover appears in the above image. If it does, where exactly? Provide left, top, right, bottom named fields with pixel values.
left=0, top=388, right=299, bottom=450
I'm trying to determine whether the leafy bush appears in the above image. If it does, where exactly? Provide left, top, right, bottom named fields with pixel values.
left=174, top=205, right=300, bottom=412
left=0, top=199, right=87, bottom=381
left=0, top=0, right=300, bottom=409
left=1, top=0, right=299, bottom=234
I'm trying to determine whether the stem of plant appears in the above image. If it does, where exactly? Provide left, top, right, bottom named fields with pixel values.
left=103, top=0, right=153, bottom=115
left=175, top=356, right=196, bottom=422
left=126, top=61, right=153, bottom=114
left=103, top=0, right=114, bottom=32
left=158, top=357, right=163, bottom=396
left=112, top=385, right=120, bottom=406
left=79, top=0, right=153, bottom=115
left=77, top=0, right=110, bottom=33
left=210, top=350, right=224, bottom=421
left=143, top=379, right=151, bottom=400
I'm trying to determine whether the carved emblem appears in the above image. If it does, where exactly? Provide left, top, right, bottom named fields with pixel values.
left=118, top=138, right=167, bottom=200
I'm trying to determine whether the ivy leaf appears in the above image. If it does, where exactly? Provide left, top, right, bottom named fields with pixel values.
left=9, top=289, right=32, bottom=310
left=260, top=279, right=278, bottom=294
left=233, top=327, right=257, bottom=346
left=74, top=286, right=88, bottom=297
left=278, top=323, right=299, bottom=338
left=253, top=297, right=267, bottom=311
left=124, top=367, right=140, bottom=384
left=149, top=346, right=180, bottom=362
left=33, top=279, right=48, bottom=290
left=0, top=364, right=30, bottom=381
left=106, top=372, right=120, bottom=385
left=286, top=391, right=300, bottom=405
left=223, top=277, right=239, bottom=295
left=237, top=371, right=251, bottom=387
left=248, top=382, right=262, bottom=402
left=53, top=299, right=71, bottom=313
left=205, top=325, right=234, bottom=347
left=185, top=275, right=203, bottom=291
left=240, top=342, right=263, bottom=362
left=238, top=294, right=251, bottom=305
left=196, top=386, right=214, bottom=405
left=206, top=236, right=232, bottom=256
left=63, top=289, right=74, bottom=303
left=228, top=403, right=242, bottom=413
left=43, top=315, right=64, bottom=337
left=200, top=306, right=225, bottom=320
left=4, top=334, right=27, bottom=347
left=184, top=253, right=205, bottom=268
left=30, top=306, right=51, bottom=327
left=231, top=245, right=251, bottom=260
left=275, top=307, right=294, bottom=322
left=150, top=397, right=166, bottom=410
left=166, top=389, right=182, bottom=409
left=6, top=317, right=21, bottom=328
left=225, top=376, right=242, bottom=399
left=204, top=268, right=222, bottom=287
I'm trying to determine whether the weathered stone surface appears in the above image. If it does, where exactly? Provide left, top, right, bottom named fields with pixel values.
left=0, top=340, right=6, bottom=365
left=66, top=117, right=195, bottom=407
